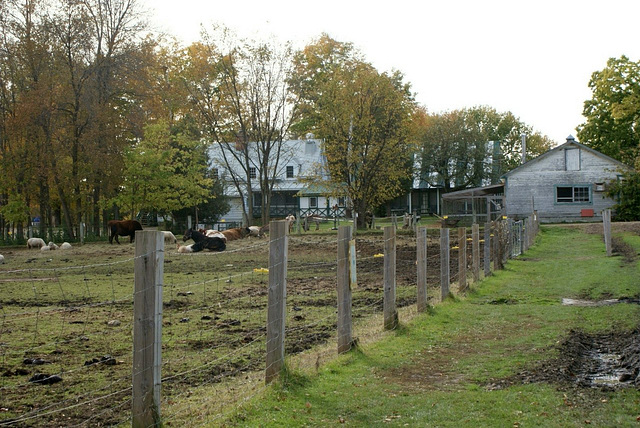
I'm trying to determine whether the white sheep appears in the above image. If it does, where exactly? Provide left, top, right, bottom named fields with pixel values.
left=40, top=245, right=51, bottom=251
left=48, top=241, right=59, bottom=250
left=27, top=238, right=46, bottom=249
left=162, top=231, right=177, bottom=244
left=0, top=254, right=4, bottom=264
left=59, top=242, right=72, bottom=250
left=285, top=214, right=296, bottom=233
left=177, top=244, right=193, bottom=253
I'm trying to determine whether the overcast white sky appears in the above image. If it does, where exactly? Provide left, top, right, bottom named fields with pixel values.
left=144, top=0, right=640, bottom=146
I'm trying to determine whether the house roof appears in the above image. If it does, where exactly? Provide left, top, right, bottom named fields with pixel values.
left=502, top=136, right=629, bottom=178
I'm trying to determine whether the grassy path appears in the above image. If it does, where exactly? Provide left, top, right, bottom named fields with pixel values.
left=227, top=226, right=640, bottom=427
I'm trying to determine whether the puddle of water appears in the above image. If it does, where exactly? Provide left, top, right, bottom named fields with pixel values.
left=584, top=351, right=628, bottom=387
left=562, top=298, right=620, bottom=307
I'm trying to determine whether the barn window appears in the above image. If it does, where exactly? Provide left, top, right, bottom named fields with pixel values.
left=286, top=165, right=294, bottom=178
left=249, top=167, right=256, bottom=179
left=565, top=148, right=580, bottom=171
left=338, top=196, right=345, bottom=207
left=309, top=197, right=318, bottom=208
left=556, top=186, right=591, bottom=203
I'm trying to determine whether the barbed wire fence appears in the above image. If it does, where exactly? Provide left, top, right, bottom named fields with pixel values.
left=0, top=212, right=541, bottom=427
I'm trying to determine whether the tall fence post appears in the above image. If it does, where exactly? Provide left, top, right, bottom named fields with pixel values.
left=458, top=227, right=467, bottom=292
left=416, top=226, right=428, bottom=312
left=493, top=221, right=503, bottom=271
left=337, top=226, right=353, bottom=353
left=603, top=209, right=612, bottom=257
left=266, top=220, right=288, bottom=384
left=440, top=227, right=450, bottom=301
left=472, top=223, right=480, bottom=283
left=383, top=225, right=398, bottom=330
left=483, top=222, right=491, bottom=277
left=132, top=230, right=164, bottom=428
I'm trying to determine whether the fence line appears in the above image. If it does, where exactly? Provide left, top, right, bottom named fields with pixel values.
left=0, top=213, right=545, bottom=427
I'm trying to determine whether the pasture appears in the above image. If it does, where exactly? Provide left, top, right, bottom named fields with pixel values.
left=0, top=227, right=446, bottom=426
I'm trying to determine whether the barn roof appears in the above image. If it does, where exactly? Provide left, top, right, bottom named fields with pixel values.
left=441, top=183, right=504, bottom=200
left=502, top=136, right=629, bottom=178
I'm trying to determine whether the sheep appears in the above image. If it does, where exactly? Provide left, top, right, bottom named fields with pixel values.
left=59, top=242, right=72, bottom=250
left=48, top=241, right=59, bottom=250
left=177, top=243, right=193, bottom=253
left=27, top=238, right=46, bottom=249
left=162, top=231, right=177, bottom=244
left=0, top=254, right=4, bottom=264
left=40, top=245, right=51, bottom=251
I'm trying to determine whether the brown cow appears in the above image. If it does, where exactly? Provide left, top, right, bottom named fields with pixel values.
left=221, top=227, right=250, bottom=242
left=108, top=220, right=143, bottom=244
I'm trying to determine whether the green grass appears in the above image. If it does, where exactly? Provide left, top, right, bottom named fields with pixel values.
left=230, top=226, right=640, bottom=427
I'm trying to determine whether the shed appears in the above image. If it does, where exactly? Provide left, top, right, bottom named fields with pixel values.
left=502, top=136, right=629, bottom=222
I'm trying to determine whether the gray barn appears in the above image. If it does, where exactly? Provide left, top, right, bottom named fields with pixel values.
left=503, top=136, right=629, bottom=223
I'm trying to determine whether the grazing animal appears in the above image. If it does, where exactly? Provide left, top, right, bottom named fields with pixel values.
left=60, top=242, right=72, bottom=250
left=303, top=214, right=322, bottom=231
left=247, top=225, right=264, bottom=238
left=27, top=238, right=46, bottom=249
left=182, top=228, right=226, bottom=252
left=40, top=245, right=50, bottom=251
left=205, top=229, right=227, bottom=241
left=221, top=227, right=250, bottom=242
left=162, top=231, right=177, bottom=244
left=0, top=254, right=4, bottom=264
left=285, top=214, right=296, bottom=233
left=108, top=220, right=143, bottom=244
left=48, top=241, right=59, bottom=250
left=177, top=244, right=193, bottom=253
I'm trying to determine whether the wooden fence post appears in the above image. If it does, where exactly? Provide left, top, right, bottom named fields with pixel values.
left=337, top=226, right=353, bottom=353
left=383, top=225, right=398, bottom=330
left=603, top=209, right=612, bottom=257
left=440, top=227, right=450, bottom=301
left=472, top=223, right=480, bottom=283
left=266, top=220, right=288, bottom=384
left=483, top=223, right=491, bottom=277
left=458, top=227, right=467, bottom=292
left=133, top=231, right=164, bottom=428
left=493, top=221, right=503, bottom=271
left=416, top=226, right=428, bottom=312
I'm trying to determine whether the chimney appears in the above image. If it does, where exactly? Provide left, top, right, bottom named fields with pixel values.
left=521, top=133, right=527, bottom=164
left=235, top=131, right=247, bottom=151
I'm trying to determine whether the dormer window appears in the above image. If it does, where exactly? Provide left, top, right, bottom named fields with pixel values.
left=249, top=167, right=256, bottom=179
left=286, top=165, right=294, bottom=178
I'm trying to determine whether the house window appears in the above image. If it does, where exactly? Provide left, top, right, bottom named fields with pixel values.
left=286, top=165, right=294, bottom=178
left=212, top=168, right=219, bottom=179
left=249, top=167, right=256, bottom=179
left=309, top=197, right=318, bottom=208
left=556, top=186, right=591, bottom=203
left=338, top=197, right=345, bottom=207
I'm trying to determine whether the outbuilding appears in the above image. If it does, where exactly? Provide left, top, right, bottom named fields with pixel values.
left=503, top=135, right=629, bottom=223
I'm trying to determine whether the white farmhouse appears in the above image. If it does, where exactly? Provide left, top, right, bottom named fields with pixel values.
left=209, top=137, right=346, bottom=224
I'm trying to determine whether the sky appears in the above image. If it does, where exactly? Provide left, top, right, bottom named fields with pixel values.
left=143, top=0, right=640, bottom=146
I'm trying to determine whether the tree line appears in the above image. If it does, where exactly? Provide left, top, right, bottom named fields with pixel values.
left=1, top=0, right=563, bottom=242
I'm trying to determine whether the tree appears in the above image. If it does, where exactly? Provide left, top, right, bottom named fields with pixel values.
left=185, top=30, right=300, bottom=226
left=606, top=167, right=640, bottom=221
left=577, top=56, right=640, bottom=165
left=291, top=35, right=416, bottom=227
left=109, top=121, right=213, bottom=219
left=417, top=106, right=553, bottom=191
